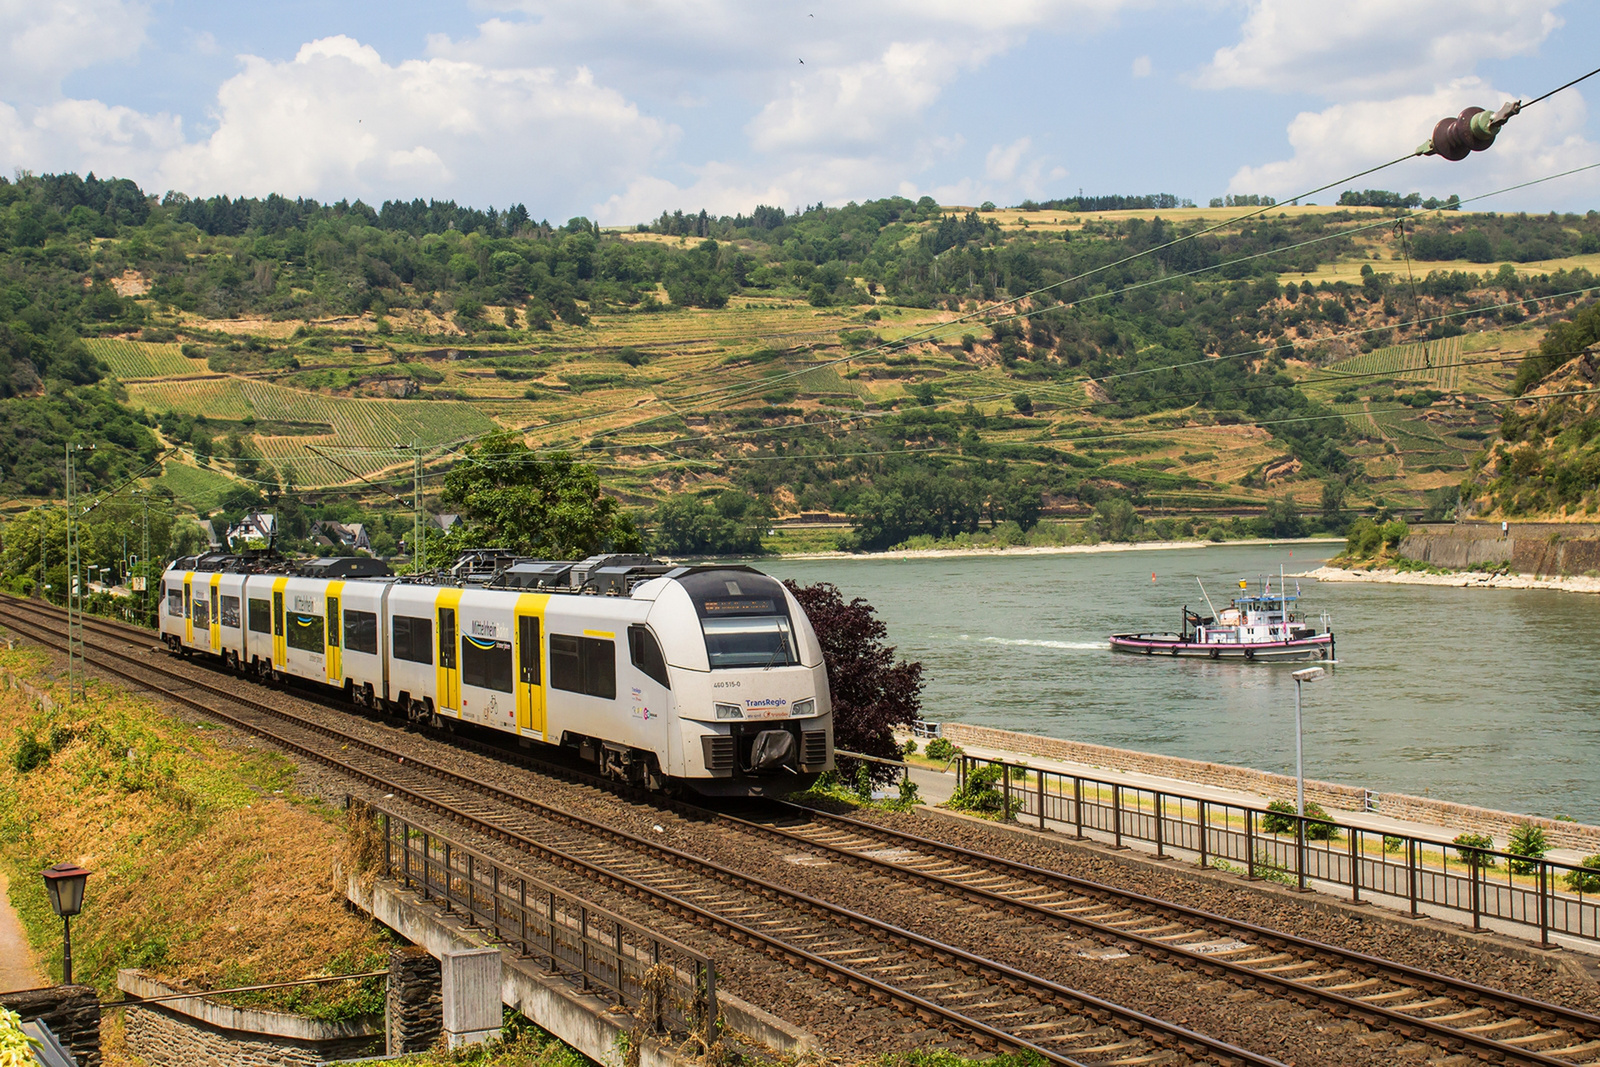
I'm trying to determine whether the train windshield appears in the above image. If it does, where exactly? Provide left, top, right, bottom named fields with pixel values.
left=701, top=615, right=797, bottom=669
left=675, top=568, right=800, bottom=669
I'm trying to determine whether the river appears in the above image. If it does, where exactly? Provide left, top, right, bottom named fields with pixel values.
left=764, top=544, right=1600, bottom=822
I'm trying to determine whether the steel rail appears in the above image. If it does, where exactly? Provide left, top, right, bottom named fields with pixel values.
left=0, top=600, right=1277, bottom=1067
left=10, top=597, right=1598, bottom=1063
left=8, top=597, right=1593, bottom=1064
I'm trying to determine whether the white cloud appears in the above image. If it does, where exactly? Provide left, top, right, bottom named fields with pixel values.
left=1226, top=78, right=1600, bottom=205
left=1131, top=54, right=1151, bottom=78
left=986, top=137, right=1032, bottom=182
left=0, top=97, right=182, bottom=177
left=0, top=0, right=150, bottom=101
left=1198, top=0, right=1563, bottom=98
left=749, top=40, right=977, bottom=153
left=149, top=36, right=668, bottom=205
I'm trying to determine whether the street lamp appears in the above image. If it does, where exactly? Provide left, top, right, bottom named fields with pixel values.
left=41, top=863, right=90, bottom=985
left=1291, top=666, right=1326, bottom=816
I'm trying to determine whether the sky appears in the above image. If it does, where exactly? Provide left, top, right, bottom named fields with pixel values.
left=2, top=0, right=1598, bottom=223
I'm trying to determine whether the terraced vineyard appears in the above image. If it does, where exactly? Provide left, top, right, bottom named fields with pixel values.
left=237, top=381, right=502, bottom=483
left=125, top=378, right=256, bottom=420
left=84, top=338, right=207, bottom=379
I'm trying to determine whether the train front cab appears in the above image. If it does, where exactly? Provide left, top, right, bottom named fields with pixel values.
left=645, top=568, right=834, bottom=796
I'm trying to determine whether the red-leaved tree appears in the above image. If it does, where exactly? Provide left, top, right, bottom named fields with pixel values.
left=785, top=580, right=924, bottom=777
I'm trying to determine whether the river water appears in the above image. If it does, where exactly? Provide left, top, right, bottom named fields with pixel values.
left=765, top=544, right=1600, bottom=822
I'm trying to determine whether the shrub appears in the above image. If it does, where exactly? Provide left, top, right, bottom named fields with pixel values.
left=1261, top=799, right=1337, bottom=840
left=1507, top=822, right=1549, bottom=875
left=1383, top=835, right=1405, bottom=854
left=11, top=732, right=51, bottom=773
left=1453, top=832, right=1497, bottom=869
left=901, top=738, right=918, bottom=756
left=854, top=762, right=874, bottom=800
left=925, top=737, right=960, bottom=762
left=949, top=765, right=1019, bottom=819
left=896, top=777, right=920, bottom=806
left=1564, top=855, right=1600, bottom=894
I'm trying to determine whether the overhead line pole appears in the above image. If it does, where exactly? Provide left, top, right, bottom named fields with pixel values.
left=64, top=444, right=94, bottom=702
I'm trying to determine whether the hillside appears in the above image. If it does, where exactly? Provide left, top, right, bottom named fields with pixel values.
left=3, top=170, right=1599, bottom=554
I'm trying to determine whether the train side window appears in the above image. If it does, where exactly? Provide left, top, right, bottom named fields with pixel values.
left=518, top=616, right=541, bottom=685
left=461, top=636, right=513, bottom=693
left=344, top=610, right=378, bottom=654
left=392, top=615, right=433, bottom=664
left=192, top=597, right=210, bottom=628
left=551, top=635, right=615, bottom=700
left=326, top=597, right=340, bottom=648
left=628, top=626, right=670, bottom=688
left=221, top=596, right=241, bottom=629
left=210, top=588, right=219, bottom=625
left=550, top=634, right=581, bottom=692
left=272, top=592, right=284, bottom=636
left=286, top=612, right=324, bottom=653
left=167, top=587, right=183, bottom=617
left=582, top=638, right=615, bottom=699
left=248, top=598, right=272, bottom=634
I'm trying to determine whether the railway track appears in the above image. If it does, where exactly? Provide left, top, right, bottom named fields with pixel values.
left=10, top=597, right=1600, bottom=1063
left=0, top=599, right=1278, bottom=1067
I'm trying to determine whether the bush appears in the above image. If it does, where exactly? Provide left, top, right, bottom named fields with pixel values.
left=1564, top=855, right=1600, bottom=894
left=1453, top=832, right=1497, bottom=869
left=11, top=731, right=51, bottom=773
left=1507, top=822, right=1549, bottom=874
left=1261, top=799, right=1338, bottom=840
left=925, top=737, right=960, bottom=762
left=948, top=764, right=1019, bottom=819
left=1383, top=835, right=1405, bottom=854
left=901, top=737, right=918, bottom=756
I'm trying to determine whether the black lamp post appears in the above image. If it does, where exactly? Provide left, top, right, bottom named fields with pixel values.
left=41, top=863, right=90, bottom=985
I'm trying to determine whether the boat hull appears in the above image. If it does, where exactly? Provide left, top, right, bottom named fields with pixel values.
left=1109, top=631, right=1334, bottom=662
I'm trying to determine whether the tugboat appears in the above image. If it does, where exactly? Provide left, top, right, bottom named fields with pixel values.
left=1110, top=575, right=1334, bottom=662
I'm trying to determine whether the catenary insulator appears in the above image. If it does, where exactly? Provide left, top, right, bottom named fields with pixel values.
left=1419, top=100, right=1521, bottom=160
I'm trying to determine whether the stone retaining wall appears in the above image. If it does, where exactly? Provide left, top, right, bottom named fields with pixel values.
left=0, top=986, right=100, bottom=1067
left=938, top=721, right=1600, bottom=852
left=116, top=971, right=380, bottom=1067
left=1402, top=522, right=1600, bottom=576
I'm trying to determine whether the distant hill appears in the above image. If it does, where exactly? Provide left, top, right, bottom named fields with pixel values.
left=3, top=170, right=1599, bottom=549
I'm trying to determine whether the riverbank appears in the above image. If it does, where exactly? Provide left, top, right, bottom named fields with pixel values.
left=1305, top=563, right=1600, bottom=594
left=776, top=535, right=1343, bottom=563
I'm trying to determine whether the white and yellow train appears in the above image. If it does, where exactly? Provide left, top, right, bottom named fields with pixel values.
left=158, top=552, right=834, bottom=795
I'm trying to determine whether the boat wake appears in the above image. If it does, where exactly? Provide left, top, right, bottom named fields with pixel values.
left=961, top=635, right=1109, bottom=651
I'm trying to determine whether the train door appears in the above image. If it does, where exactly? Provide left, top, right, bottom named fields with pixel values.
left=271, top=577, right=288, bottom=668
left=209, top=577, right=221, bottom=651
left=514, top=593, right=549, bottom=739
left=325, top=581, right=344, bottom=686
left=183, top=574, right=194, bottom=644
left=435, top=590, right=461, bottom=716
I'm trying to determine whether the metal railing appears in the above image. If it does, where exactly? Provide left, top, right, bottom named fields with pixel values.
left=956, top=754, right=1600, bottom=947
left=365, top=801, right=717, bottom=1034
left=909, top=719, right=943, bottom=739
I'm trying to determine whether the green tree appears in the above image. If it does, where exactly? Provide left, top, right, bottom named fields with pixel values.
left=652, top=491, right=771, bottom=555
left=429, top=433, right=643, bottom=563
left=1091, top=497, right=1142, bottom=542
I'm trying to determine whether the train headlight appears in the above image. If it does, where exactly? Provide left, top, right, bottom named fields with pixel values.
left=792, top=699, right=815, bottom=717
left=715, top=703, right=743, bottom=719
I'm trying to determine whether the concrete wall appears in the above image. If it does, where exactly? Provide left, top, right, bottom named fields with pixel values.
left=1402, top=521, right=1600, bottom=577
left=938, top=721, right=1600, bottom=852
left=347, top=873, right=818, bottom=1065
left=0, top=985, right=100, bottom=1067
left=116, top=971, right=381, bottom=1067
